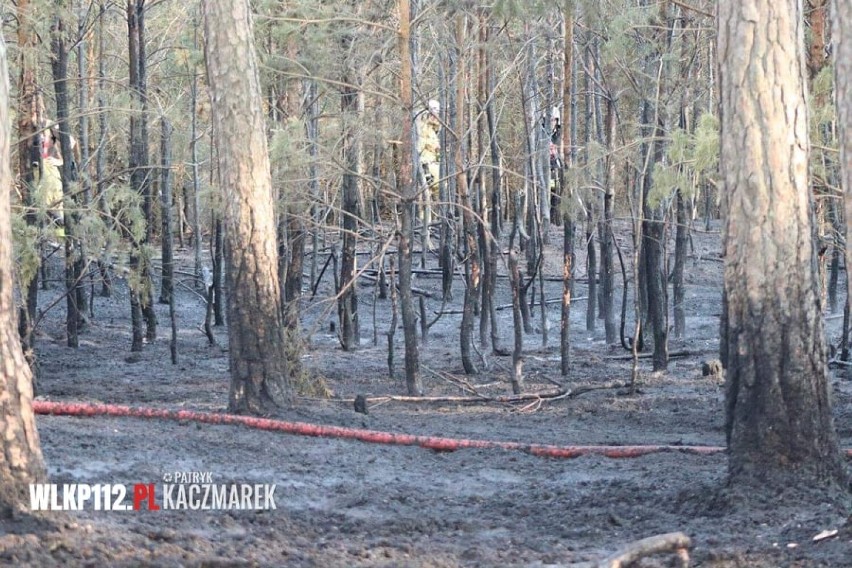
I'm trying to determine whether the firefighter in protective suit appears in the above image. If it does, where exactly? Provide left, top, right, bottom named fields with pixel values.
left=416, top=99, right=441, bottom=250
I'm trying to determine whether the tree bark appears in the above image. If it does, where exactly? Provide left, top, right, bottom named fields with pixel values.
left=719, top=0, right=846, bottom=490
left=51, top=8, right=86, bottom=348
left=838, top=0, right=852, bottom=358
left=339, top=57, right=361, bottom=351
left=202, top=0, right=299, bottom=412
left=159, top=118, right=177, bottom=364
left=600, top=97, right=616, bottom=344
left=128, top=0, right=156, bottom=347
left=398, top=0, right=422, bottom=395
left=561, top=1, right=574, bottom=376
left=16, top=0, right=41, bottom=369
left=456, top=14, right=479, bottom=375
left=672, top=189, right=687, bottom=338
left=0, top=30, right=47, bottom=515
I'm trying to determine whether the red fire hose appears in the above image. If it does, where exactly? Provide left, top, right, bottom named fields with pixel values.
left=31, top=400, right=852, bottom=460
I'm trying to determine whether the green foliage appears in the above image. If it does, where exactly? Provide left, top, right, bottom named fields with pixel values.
left=12, top=211, right=40, bottom=291
left=647, top=111, right=719, bottom=208
left=693, top=112, right=719, bottom=175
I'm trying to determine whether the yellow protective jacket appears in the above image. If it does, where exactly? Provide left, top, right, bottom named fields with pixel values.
left=417, top=115, right=440, bottom=165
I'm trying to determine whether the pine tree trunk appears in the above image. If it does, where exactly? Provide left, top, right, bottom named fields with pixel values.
left=16, top=0, right=40, bottom=368
left=838, top=0, right=852, bottom=341
left=190, top=14, right=203, bottom=288
left=51, top=8, right=86, bottom=348
left=128, top=0, right=156, bottom=346
left=561, top=1, right=574, bottom=376
left=96, top=0, right=112, bottom=298
left=398, top=0, right=422, bottom=395
left=672, top=189, right=687, bottom=339
left=339, top=62, right=361, bottom=351
left=509, top=252, right=524, bottom=394
left=202, top=0, right=299, bottom=412
left=159, top=118, right=177, bottom=363
left=600, top=97, right=616, bottom=344
left=212, top=217, right=225, bottom=326
left=455, top=14, right=479, bottom=375
left=720, top=0, right=846, bottom=490
left=0, top=31, right=47, bottom=515
left=159, top=118, right=174, bottom=306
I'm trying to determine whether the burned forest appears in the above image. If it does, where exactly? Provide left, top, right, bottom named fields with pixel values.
left=1, top=0, right=852, bottom=566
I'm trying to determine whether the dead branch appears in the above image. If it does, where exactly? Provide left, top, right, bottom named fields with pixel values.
left=575, top=531, right=692, bottom=568
left=688, top=254, right=723, bottom=263
left=319, top=382, right=625, bottom=407
left=606, top=350, right=692, bottom=361
left=438, top=296, right=589, bottom=315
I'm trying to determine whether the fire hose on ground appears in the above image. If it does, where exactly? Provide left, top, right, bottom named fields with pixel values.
left=32, top=400, right=852, bottom=460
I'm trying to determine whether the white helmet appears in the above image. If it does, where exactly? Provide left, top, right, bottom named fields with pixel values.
left=428, top=99, right=440, bottom=114
left=551, top=107, right=560, bottom=121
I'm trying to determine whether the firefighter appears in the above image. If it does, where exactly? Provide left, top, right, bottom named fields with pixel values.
left=416, top=99, right=441, bottom=250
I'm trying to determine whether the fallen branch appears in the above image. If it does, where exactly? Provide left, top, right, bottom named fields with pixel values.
left=438, top=296, right=589, bottom=315
left=606, top=350, right=693, bottom=361
left=571, top=531, right=692, bottom=568
left=325, top=382, right=625, bottom=407
left=688, top=253, right=723, bottom=263
left=361, top=273, right=437, bottom=298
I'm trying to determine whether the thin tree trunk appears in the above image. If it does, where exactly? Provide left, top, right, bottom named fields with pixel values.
left=212, top=216, right=224, bottom=325
left=190, top=13, right=203, bottom=288
left=51, top=8, right=85, bottom=348
left=96, top=0, right=111, bottom=298
left=485, top=21, right=503, bottom=355
left=456, top=14, right=479, bottom=375
left=398, top=0, right=422, bottom=395
left=159, top=118, right=177, bottom=363
left=561, top=1, right=574, bottom=376
left=160, top=118, right=173, bottom=305
left=128, top=0, right=156, bottom=346
left=672, top=189, right=687, bottom=338
left=339, top=61, right=361, bottom=351
left=600, top=97, right=616, bottom=344
left=509, top=252, right=524, bottom=394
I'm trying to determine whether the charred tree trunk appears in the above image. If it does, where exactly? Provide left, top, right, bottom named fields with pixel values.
left=212, top=217, right=225, bottom=326
left=96, top=0, right=111, bottom=298
left=339, top=63, right=361, bottom=351
left=672, top=189, right=687, bottom=338
left=600, top=97, right=616, bottom=344
left=190, top=14, right=203, bottom=288
left=203, top=0, right=301, bottom=412
left=398, top=0, right=422, bottom=395
left=159, top=118, right=174, bottom=306
left=456, top=15, right=479, bottom=375
left=720, top=0, right=846, bottom=491
left=128, top=0, right=156, bottom=347
left=485, top=22, right=503, bottom=355
left=16, top=0, right=41, bottom=369
left=51, top=9, right=86, bottom=348
left=509, top=252, right=524, bottom=394
left=561, top=1, right=575, bottom=376
left=839, top=0, right=852, bottom=345
left=159, top=118, right=177, bottom=364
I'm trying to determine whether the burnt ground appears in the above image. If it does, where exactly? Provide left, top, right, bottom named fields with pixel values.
left=2, top=219, right=852, bottom=567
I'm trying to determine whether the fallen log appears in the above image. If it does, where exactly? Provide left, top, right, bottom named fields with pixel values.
left=606, top=350, right=693, bottom=361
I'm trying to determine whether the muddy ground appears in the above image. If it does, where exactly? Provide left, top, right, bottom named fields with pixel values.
left=2, top=220, right=852, bottom=567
